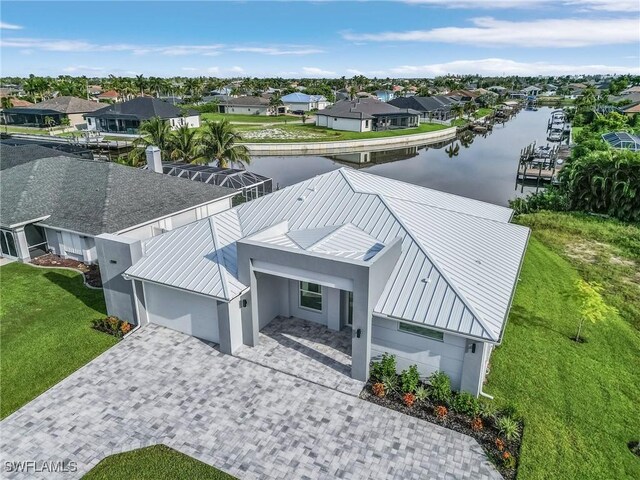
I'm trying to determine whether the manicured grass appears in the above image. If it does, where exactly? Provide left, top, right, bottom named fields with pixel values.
left=0, top=263, right=117, bottom=419
left=474, top=107, right=494, bottom=119
left=237, top=122, right=448, bottom=143
left=201, top=112, right=299, bottom=124
left=83, top=445, right=237, bottom=480
left=485, top=216, right=640, bottom=480
left=1, top=125, right=53, bottom=134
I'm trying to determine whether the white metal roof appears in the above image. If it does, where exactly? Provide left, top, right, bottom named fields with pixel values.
left=126, top=168, right=529, bottom=342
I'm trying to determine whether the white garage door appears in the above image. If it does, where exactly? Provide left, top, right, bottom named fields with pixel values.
left=144, top=283, right=220, bottom=343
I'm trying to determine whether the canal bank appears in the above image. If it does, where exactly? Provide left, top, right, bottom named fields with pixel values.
left=241, top=126, right=457, bottom=155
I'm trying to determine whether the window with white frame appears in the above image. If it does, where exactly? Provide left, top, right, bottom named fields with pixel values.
left=398, top=322, right=444, bottom=341
left=299, top=281, right=322, bottom=311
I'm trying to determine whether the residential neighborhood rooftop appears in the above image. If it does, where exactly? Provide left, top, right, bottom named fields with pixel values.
left=88, top=96, right=194, bottom=120
left=317, top=98, right=421, bottom=120
left=6, top=96, right=103, bottom=114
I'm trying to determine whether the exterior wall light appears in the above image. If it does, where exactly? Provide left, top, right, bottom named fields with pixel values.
left=356, top=328, right=361, bottom=338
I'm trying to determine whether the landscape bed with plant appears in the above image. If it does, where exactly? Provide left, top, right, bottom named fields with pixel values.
left=360, top=354, right=522, bottom=479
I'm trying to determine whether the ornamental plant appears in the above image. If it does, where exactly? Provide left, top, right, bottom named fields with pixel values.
left=502, top=451, right=516, bottom=469
left=428, top=371, right=451, bottom=405
left=415, top=386, right=428, bottom=404
left=381, top=373, right=398, bottom=394
left=400, top=365, right=420, bottom=394
left=370, top=353, right=397, bottom=381
left=121, top=322, right=132, bottom=335
left=451, top=392, right=481, bottom=417
left=497, top=416, right=520, bottom=441
left=372, top=382, right=385, bottom=398
left=495, top=438, right=505, bottom=452
left=435, top=405, right=448, bottom=419
left=403, top=392, right=416, bottom=408
left=471, top=417, right=484, bottom=432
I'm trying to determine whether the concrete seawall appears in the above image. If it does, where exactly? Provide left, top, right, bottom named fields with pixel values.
left=241, top=126, right=458, bottom=156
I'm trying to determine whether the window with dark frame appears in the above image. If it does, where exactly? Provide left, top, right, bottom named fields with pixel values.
left=299, top=281, right=322, bottom=311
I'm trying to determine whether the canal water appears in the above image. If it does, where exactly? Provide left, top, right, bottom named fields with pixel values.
left=246, top=107, right=556, bottom=207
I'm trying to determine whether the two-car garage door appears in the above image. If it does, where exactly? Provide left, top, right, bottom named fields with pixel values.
left=143, top=283, right=220, bottom=343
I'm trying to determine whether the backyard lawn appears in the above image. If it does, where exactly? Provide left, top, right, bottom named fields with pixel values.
left=235, top=122, right=449, bottom=143
left=0, top=263, right=117, bottom=419
left=83, top=445, right=237, bottom=480
left=485, top=212, right=640, bottom=480
left=474, top=107, right=494, bottom=118
left=200, top=112, right=299, bottom=124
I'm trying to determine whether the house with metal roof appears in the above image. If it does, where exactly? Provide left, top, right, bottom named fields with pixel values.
left=2, top=96, right=104, bottom=128
left=280, top=92, right=331, bottom=112
left=0, top=144, right=235, bottom=264
left=98, top=168, right=529, bottom=396
left=85, top=97, right=200, bottom=134
left=316, top=98, right=421, bottom=132
left=601, top=131, right=640, bottom=151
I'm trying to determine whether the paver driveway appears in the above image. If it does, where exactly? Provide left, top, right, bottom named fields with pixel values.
left=0, top=325, right=501, bottom=480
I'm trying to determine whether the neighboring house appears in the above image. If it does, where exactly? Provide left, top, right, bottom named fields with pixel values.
left=97, top=90, right=121, bottom=103
left=373, top=90, right=395, bottom=102
left=143, top=160, right=273, bottom=202
left=522, top=86, right=542, bottom=97
left=85, top=97, right=200, bottom=134
left=316, top=98, right=421, bottom=132
left=488, top=86, right=507, bottom=94
left=0, top=97, right=33, bottom=108
left=619, top=101, right=640, bottom=117
left=388, top=95, right=457, bottom=121
left=88, top=85, right=103, bottom=97
left=103, top=168, right=529, bottom=396
left=280, top=92, right=330, bottom=112
left=0, top=145, right=236, bottom=264
left=219, top=96, right=284, bottom=115
left=2, top=96, right=103, bottom=128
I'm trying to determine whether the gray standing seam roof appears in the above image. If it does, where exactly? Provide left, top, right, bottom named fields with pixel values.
left=126, top=169, right=529, bottom=342
left=0, top=148, right=235, bottom=234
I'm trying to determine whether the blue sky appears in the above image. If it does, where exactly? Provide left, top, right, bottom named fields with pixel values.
left=1, top=0, right=638, bottom=77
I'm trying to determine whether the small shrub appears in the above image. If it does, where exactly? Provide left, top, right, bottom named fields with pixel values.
left=121, top=322, right=132, bottom=335
left=415, top=386, right=428, bottom=403
left=370, top=353, right=397, bottom=381
left=435, top=405, right=448, bottom=419
left=497, top=416, right=520, bottom=441
left=400, top=365, right=420, bottom=394
left=501, top=401, right=522, bottom=420
left=451, top=392, right=480, bottom=417
left=381, top=373, right=398, bottom=393
left=479, top=399, right=497, bottom=420
left=403, top=392, right=416, bottom=408
left=495, top=438, right=505, bottom=452
left=428, top=371, right=451, bottom=405
left=471, top=417, right=484, bottom=432
left=502, top=451, right=516, bottom=469
left=372, top=382, right=385, bottom=398
left=92, top=316, right=129, bottom=339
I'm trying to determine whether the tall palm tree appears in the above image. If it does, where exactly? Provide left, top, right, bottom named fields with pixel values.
left=200, top=120, right=250, bottom=168
left=135, top=74, right=146, bottom=96
left=451, top=103, right=465, bottom=121
left=168, top=125, right=203, bottom=163
left=269, top=95, right=283, bottom=116
left=129, top=116, right=173, bottom=166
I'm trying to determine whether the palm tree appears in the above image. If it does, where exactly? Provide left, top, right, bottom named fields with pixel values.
left=1, top=97, right=12, bottom=110
left=130, top=116, right=173, bottom=165
left=135, top=74, right=146, bottom=96
left=451, top=103, right=465, bottom=122
left=168, top=125, right=203, bottom=163
left=200, top=120, right=250, bottom=168
left=269, top=95, right=283, bottom=116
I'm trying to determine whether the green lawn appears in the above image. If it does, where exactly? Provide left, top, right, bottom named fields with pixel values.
left=236, top=122, right=448, bottom=143
left=485, top=212, right=640, bottom=480
left=0, top=263, right=117, bottom=419
left=83, top=445, right=237, bottom=480
left=201, top=112, right=299, bottom=124
left=1, top=125, right=54, bottom=134
left=474, top=107, right=494, bottom=118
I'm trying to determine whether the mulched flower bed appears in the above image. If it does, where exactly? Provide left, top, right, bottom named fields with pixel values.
left=32, top=254, right=102, bottom=288
left=360, top=380, right=522, bottom=480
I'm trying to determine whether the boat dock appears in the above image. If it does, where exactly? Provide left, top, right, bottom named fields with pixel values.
left=516, top=141, right=569, bottom=191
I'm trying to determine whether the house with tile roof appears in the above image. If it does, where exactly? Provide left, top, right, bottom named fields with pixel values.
left=100, top=168, right=529, bottom=395
left=2, top=96, right=103, bottom=128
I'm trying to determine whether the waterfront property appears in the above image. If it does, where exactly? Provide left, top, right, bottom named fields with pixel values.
left=0, top=144, right=235, bottom=264
left=601, top=131, right=640, bottom=151
left=219, top=96, right=285, bottom=116
left=1, top=96, right=103, bottom=128
left=101, top=168, right=529, bottom=395
left=280, top=92, right=330, bottom=112
left=388, top=95, right=457, bottom=121
left=85, top=97, right=200, bottom=134
left=315, top=98, right=421, bottom=132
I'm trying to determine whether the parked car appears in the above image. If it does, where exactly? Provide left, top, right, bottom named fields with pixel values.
left=291, top=110, right=304, bottom=115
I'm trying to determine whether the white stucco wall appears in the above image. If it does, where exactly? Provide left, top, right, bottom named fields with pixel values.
left=316, top=115, right=368, bottom=132
left=287, top=279, right=340, bottom=329
left=44, top=228, right=97, bottom=264
left=169, top=115, right=200, bottom=130
left=143, top=282, right=220, bottom=343
left=225, top=105, right=270, bottom=115
left=370, top=315, right=466, bottom=390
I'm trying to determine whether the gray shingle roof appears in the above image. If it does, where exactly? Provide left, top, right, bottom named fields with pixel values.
left=0, top=148, right=235, bottom=234
left=222, top=96, right=271, bottom=107
left=23, top=96, right=104, bottom=114
left=0, top=144, right=77, bottom=170
left=388, top=96, right=456, bottom=113
left=316, top=98, right=419, bottom=120
left=88, top=97, right=194, bottom=121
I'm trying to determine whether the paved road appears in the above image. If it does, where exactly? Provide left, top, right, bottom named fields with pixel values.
left=0, top=325, right=501, bottom=479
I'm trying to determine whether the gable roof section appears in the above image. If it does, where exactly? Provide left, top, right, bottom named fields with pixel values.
left=0, top=153, right=235, bottom=234
left=317, top=98, right=419, bottom=120
left=126, top=169, right=529, bottom=342
left=88, top=97, right=189, bottom=120
left=26, top=96, right=103, bottom=114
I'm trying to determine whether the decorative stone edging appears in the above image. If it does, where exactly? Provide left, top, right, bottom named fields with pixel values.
left=25, top=262, right=103, bottom=290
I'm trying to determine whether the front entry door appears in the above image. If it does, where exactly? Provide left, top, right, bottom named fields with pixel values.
left=341, top=291, right=353, bottom=328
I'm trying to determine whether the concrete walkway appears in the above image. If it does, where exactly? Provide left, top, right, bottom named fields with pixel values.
left=0, top=325, right=501, bottom=480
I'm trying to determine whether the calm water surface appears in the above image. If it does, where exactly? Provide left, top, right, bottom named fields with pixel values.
left=247, top=107, right=556, bottom=206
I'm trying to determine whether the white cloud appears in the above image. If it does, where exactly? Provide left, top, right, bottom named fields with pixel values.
left=342, top=17, right=639, bottom=47
left=388, top=58, right=640, bottom=76
left=228, top=66, right=245, bottom=73
left=230, top=46, right=323, bottom=55
left=61, top=65, right=105, bottom=73
left=403, top=0, right=640, bottom=11
left=301, top=67, right=336, bottom=76
left=0, top=22, right=23, bottom=30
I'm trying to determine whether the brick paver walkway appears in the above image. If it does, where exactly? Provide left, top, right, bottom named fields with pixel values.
left=0, top=325, right=501, bottom=480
